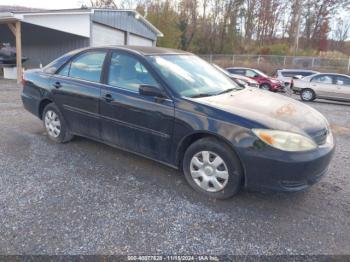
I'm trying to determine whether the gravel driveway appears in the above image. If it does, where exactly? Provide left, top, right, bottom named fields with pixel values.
left=0, top=79, right=349, bottom=255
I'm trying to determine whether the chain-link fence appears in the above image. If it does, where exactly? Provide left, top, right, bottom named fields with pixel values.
left=199, top=54, right=350, bottom=75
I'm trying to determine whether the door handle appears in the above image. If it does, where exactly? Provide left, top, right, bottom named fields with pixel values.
left=53, top=81, right=62, bottom=89
left=104, top=93, right=114, bottom=102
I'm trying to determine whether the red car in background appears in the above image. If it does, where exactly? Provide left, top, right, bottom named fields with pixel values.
left=226, top=67, right=285, bottom=92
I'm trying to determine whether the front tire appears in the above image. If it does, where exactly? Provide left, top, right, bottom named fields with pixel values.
left=43, top=103, right=73, bottom=143
left=183, top=137, right=243, bottom=199
left=260, top=83, right=271, bottom=91
left=300, top=89, right=315, bottom=102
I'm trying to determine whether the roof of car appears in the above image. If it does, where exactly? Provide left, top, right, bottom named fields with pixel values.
left=277, top=69, right=318, bottom=72
left=97, top=46, right=191, bottom=56
left=226, top=67, right=250, bottom=70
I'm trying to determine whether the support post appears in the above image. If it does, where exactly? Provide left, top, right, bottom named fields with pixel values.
left=232, top=55, right=235, bottom=66
left=347, top=56, right=350, bottom=74
left=14, top=21, right=22, bottom=84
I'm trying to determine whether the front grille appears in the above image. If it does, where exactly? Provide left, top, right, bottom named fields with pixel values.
left=311, top=128, right=329, bottom=145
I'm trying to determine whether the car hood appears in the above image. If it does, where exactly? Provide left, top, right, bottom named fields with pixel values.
left=192, top=88, right=329, bottom=138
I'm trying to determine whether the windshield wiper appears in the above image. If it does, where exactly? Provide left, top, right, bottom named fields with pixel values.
left=216, top=88, right=236, bottom=95
left=190, top=93, right=216, bottom=98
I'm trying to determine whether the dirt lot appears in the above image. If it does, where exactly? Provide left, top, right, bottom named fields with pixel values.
left=0, top=79, right=349, bottom=255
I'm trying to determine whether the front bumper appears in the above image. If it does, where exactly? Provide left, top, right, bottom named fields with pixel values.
left=270, top=83, right=285, bottom=92
left=238, top=133, right=335, bottom=192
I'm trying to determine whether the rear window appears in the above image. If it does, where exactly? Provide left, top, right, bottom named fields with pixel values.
left=43, top=49, right=81, bottom=74
left=57, top=51, right=107, bottom=83
left=281, top=71, right=316, bottom=77
left=227, top=69, right=245, bottom=75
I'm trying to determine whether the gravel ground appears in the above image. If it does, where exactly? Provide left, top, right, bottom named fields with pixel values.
left=0, top=79, right=349, bottom=255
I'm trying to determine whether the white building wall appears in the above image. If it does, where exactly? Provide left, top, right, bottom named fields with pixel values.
left=22, top=13, right=91, bottom=38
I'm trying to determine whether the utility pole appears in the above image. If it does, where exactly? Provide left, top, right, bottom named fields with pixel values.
left=290, top=0, right=302, bottom=56
left=293, top=0, right=302, bottom=56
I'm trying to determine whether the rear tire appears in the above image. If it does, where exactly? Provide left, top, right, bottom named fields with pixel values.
left=182, top=137, right=243, bottom=199
left=42, top=103, right=73, bottom=143
left=300, top=89, right=315, bottom=102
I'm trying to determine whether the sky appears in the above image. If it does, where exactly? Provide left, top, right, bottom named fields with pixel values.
left=1, top=0, right=348, bottom=40
left=0, top=0, right=88, bottom=9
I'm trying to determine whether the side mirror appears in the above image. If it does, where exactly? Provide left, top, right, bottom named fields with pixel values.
left=139, top=84, right=165, bottom=97
left=293, top=75, right=303, bottom=79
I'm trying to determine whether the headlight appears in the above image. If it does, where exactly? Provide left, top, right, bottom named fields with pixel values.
left=252, top=129, right=317, bottom=152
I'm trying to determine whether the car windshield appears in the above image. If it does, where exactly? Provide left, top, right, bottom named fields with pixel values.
left=254, top=69, right=268, bottom=78
left=147, top=55, right=242, bottom=98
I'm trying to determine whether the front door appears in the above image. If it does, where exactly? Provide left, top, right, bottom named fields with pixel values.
left=99, top=51, right=175, bottom=162
left=51, top=50, right=107, bottom=138
left=334, top=75, right=350, bottom=101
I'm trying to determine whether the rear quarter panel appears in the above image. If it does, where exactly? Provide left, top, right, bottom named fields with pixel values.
left=22, top=70, right=53, bottom=118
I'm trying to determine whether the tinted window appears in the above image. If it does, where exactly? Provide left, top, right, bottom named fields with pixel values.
left=312, top=75, right=333, bottom=84
left=107, top=52, right=159, bottom=92
left=227, top=69, right=245, bottom=75
left=335, top=75, right=350, bottom=86
left=300, top=72, right=316, bottom=77
left=281, top=71, right=299, bottom=77
left=69, top=51, right=107, bottom=83
left=281, top=71, right=315, bottom=77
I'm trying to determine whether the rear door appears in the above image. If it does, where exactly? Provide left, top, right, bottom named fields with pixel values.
left=51, top=50, right=108, bottom=138
left=334, top=75, right=350, bottom=101
left=99, top=51, right=175, bottom=162
left=310, top=74, right=336, bottom=98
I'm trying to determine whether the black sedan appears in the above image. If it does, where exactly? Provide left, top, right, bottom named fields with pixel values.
left=21, top=46, right=335, bottom=199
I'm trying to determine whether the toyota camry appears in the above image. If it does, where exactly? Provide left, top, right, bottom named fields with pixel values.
left=21, top=46, right=335, bottom=199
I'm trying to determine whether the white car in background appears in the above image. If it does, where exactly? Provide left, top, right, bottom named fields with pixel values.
left=292, top=73, right=350, bottom=102
left=275, top=69, right=319, bottom=88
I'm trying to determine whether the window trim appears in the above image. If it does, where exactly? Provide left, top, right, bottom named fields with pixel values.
left=54, top=48, right=110, bottom=83
left=103, top=50, right=171, bottom=99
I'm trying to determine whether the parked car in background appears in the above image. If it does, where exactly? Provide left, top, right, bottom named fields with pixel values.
left=212, top=64, right=259, bottom=88
left=226, top=67, right=284, bottom=92
left=275, top=69, right=319, bottom=88
left=22, top=46, right=334, bottom=199
left=293, top=73, right=350, bottom=102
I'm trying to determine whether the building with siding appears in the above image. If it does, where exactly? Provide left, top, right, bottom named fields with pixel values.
left=0, top=8, right=163, bottom=69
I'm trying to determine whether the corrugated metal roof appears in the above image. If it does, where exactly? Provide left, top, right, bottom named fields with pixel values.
left=0, top=8, right=163, bottom=38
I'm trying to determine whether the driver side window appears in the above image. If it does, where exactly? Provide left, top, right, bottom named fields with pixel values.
left=107, top=52, right=159, bottom=92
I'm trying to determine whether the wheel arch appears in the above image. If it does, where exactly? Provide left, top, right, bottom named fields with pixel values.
left=176, top=131, right=246, bottom=184
left=38, top=98, right=53, bottom=119
left=301, top=88, right=316, bottom=100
